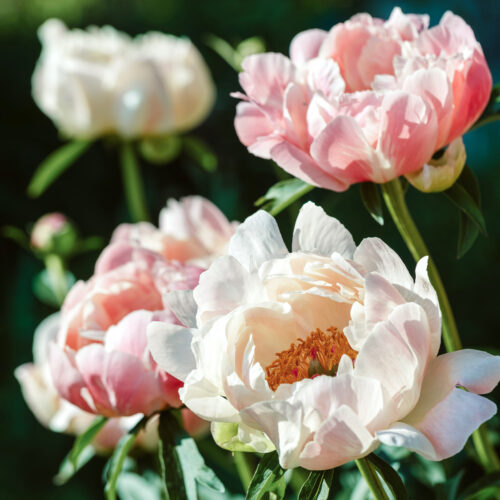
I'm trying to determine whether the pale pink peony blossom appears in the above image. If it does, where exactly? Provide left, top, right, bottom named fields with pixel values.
left=149, top=203, right=500, bottom=470
left=112, top=196, right=238, bottom=267
left=234, top=8, right=491, bottom=191
left=49, top=242, right=203, bottom=417
left=15, top=313, right=163, bottom=452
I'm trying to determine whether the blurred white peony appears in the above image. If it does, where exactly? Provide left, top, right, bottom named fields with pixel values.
left=32, top=19, right=216, bottom=139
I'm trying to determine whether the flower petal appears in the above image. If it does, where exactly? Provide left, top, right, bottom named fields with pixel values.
left=290, top=29, right=328, bottom=66
left=292, top=202, right=355, bottom=258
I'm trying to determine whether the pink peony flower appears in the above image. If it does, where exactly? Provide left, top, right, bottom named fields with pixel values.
left=112, top=196, right=238, bottom=266
left=234, top=8, right=491, bottom=191
left=49, top=241, right=203, bottom=417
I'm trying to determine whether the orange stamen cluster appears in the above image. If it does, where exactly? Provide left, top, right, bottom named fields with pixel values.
left=265, top=327, right=358, bottom=391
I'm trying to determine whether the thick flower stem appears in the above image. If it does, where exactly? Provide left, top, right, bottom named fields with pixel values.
left=380, top=177, right=500, bottom=474
left=233, top=451, right=253, bottom=490
left=120, top=142, right=150, bottom=223
left=355, top=458, right=390, bottom=500
left=44, top=253, right=68, bottom=306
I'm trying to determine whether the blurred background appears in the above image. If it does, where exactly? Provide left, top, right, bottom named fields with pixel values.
left=1, top=0, right=499, bottom=498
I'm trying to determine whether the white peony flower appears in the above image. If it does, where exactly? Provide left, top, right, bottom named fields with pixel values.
left=148, top=202, right=500, bottom=470
left=32, top=19, right=215, bottom=139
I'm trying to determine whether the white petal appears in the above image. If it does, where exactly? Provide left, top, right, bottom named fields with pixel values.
left=147, top=322, right=195, bottom=381
left=193, top=256, right=263, bottom=326
left=228, top=210, right=288, bottom=272
left=292, top=202, right=355, bottom=258
left=163, top=289, right=198, bottom=328
left=354, top=237, right=413, bottom=287
left=378, top=390, right=497, bottom=461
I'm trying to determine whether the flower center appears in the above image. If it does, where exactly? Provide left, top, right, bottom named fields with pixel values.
left=265, top=327, right=358, bottom=391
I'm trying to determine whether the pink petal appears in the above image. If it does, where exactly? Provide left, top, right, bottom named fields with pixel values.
left=234, top=102, right=277, bottom=156
left=49, top=344, right=94, bottom=413
left=289, top=29, right=328, bottom=66
left=378, top=91, right=437, bottom=178
left=310, top=115, right=378, bottom=185
left=270, top=140, right=348, bottom=192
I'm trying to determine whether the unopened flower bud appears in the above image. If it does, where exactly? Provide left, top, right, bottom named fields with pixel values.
left=31, top=213, right=78, bottom=256
left=405, top=137, right=466, bottom=193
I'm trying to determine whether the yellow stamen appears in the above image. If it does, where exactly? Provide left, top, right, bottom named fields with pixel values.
left=265, top=327, right=358, bottom=391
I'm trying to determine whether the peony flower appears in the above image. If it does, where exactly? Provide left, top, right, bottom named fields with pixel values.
left=15, top=313, right=160, bottom=452
left=33, top=19, right=215, bottom=139
left=112, top=196, right=238, bottom=266
left=149, top=203, right=500, bottom=470
left=234, top=8, right=491, bottom=191
left=49, top=241, right=203, bottom=417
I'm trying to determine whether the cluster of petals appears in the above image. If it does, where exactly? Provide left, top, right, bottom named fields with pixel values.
left=16, top=314, right=206, bottom=449
left=112, top=195, right=238, bottom=267
left=234, top=8, right=491, bottom=190
left=149, top=202, right=500, bottom=470
left=32, top=19, right=215, bottom=138
left=49, top=238, right=204, bottom=418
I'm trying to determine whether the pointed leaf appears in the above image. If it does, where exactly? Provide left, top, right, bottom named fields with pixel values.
left=454, top=165, right=483, bottom=259
left=183, top=136, right=218, bottom=172
left=116, top=471, right=165, bottom=500
left=255, top=178, right=314, bottom=217
left=54, top=445, right=95, bottom=485
left=27, top=140, right=92, bottom=197
left=360, top=183, right=384, bottom=225
left=246, top=451, right=285, bottom=500
left=158, top=411, right=225, bottom=500
left=366, top=453, right=408, bottom=500
left=435, top=470, right=464, bottom=500
left=443, top=181, right=486, bottom=235
left=1, top=225, right=29, bottom=249
left=104, top=416, right=148, bottom=500
left=68, top=416, right=107, bottom=470
left=298, top=470, right=334, bottom=500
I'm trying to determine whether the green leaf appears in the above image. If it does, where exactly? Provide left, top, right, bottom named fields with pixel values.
left=205, top=34, right=241, bottom=71
left=435, top=470, right=465, bottom=500
left=365, top=453, right=408, bottom=500
left=116, top=471, right=165, bottom=500
left=246, top=451, right=285, bottom=500
left=104, top=416, right=148, bottom=500
left=54, top=445, right=95, bottom=485
left=1, top=225, right=29, bottom=249
left=139, top=136, right=182, bottom=165
left=32, top=269, right=76, bottom=307
left=68, top=416, right=107, bottom=471
left=443, top=177, right=486, bottom=236
left=255, top=178, right=314, bottom=217
left=183, top=136, right=218, bottom=173
left=27, top=139, right=92, bottom=197
left=76, top=236, right=105, bottom=255
left=459, top=471, right=500, bottom=500
left=158, top=411, right=225, bottom=500
left=454, top=165, right=482, bottom=259
left=360, top=183, right=384, bottom=225
left=298, top=470, right=334, bottom=500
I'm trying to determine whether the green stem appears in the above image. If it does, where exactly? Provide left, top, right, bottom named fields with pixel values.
left=355, top=457, right=390, bottom=500
left=44, top=254, right=68, bottom=306
left=120, top=142, right=150, bottom=222
left=381, top=177, right=500, bottom=474
left=233, top=451, right=253, bottom=490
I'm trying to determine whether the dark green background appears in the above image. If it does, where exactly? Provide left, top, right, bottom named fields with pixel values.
left=1, top=1, right=499, bottom=498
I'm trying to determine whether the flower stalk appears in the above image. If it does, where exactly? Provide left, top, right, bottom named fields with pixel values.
left=380, top=177, right=500, bottom=474
left=355, top=457, right=390, bottom=500
left=233, top=451, right=254, bottom=490
left=44, top=253, right=68, bottom=306
left=120, top=142, right=150, bottom=223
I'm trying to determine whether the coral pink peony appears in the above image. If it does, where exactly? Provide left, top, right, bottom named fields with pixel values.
left=112, top=196, right=237, bottom=266
left=149, top=203, right=500, bottom=470
left=234, top=8, right=491, bottom=190
left=49, top=242, right=203, bottom=417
